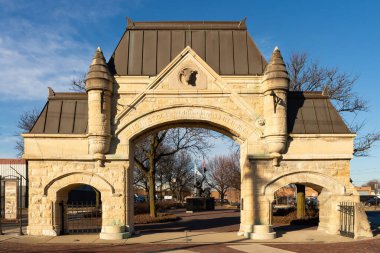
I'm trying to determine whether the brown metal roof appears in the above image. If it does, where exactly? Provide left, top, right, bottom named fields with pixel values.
left=287, top=92, right=351, bottom=134
left=30, top=92, right=88, bottom=134
left=30, top=91, right=350, bottom=135
left=108, top=20, right=266, bottom=76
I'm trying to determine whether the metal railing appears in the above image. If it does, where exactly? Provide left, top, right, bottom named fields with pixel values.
left=338, top=202, right=355, bottom=238
left=60, top=201, right=102, bottom=235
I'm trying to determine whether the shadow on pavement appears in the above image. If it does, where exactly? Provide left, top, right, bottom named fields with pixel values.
left=136, top=215, right=240, bottom=234
left=273, top=224, right=318, bottom=238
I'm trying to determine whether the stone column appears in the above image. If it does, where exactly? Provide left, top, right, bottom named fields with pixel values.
left=238, top=142, right=250, bottom=236
left=126, top=151, right=135, bottom=234
left=240, top=159, right=254, bottom=236
left=99, top=161, right=130, bottom=240
left=317, top=188, right=332, bottom=232
left=99, top=194, right=130, bottom=240
left=249, top=160, right=276, bottom=240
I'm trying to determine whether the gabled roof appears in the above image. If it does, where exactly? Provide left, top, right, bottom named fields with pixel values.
left=287, top=92, right=351, bottom=134
left=30, top=92, right=88, bottom=134
left=108, top=19, right=266, bottom=76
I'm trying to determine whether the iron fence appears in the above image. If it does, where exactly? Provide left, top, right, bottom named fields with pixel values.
left=60, top=201, right=102, bottom=235
left=338, top=202, right=355, bottom=238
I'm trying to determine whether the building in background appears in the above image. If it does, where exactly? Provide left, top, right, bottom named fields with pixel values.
left=355, top=186, right=373, bottom=196
left=0, top=159, right=28, bottom=208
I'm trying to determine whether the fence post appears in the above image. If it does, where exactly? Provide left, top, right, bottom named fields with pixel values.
left=18, top=176, right=23, bottom=236
left=59, top=201, right=65, bottom=235
left=0, top=176, right=2, bottom=235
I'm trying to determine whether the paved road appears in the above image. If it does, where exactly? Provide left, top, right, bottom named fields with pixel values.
left=0, top=208, right=379, bottom=253
left=136, top=207, right=241, bottom=234
left=135, top=207, right=318, bottom=235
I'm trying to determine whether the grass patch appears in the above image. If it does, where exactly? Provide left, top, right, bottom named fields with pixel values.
left=272, top=207, right=319, bottom=225
left=134, top=213, right=180, bottom=224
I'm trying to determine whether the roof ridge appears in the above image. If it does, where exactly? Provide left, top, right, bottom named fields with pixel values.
left=48, top=92, right=87, bottom=100
left=126, top=19, right=247, bottom=30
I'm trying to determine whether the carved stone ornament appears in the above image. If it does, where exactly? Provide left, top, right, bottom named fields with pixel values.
left=167, top=62, right=207, bottom=90
left=256, top=117, right=266, bottom=127
left=179, top=68, right=198, bottom=86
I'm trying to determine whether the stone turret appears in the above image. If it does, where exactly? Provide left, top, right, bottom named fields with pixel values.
left=86, top=47, right=113, bottom=164
left=263, top=47, right=289, bottom=165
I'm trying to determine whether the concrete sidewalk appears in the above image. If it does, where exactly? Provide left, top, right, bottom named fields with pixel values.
left=0, top=229, right=373, bottom=245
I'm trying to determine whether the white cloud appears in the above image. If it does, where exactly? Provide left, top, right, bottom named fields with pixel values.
left=0, top=1, right=148, bottom=101
left=0, top=11, right=93, bottom=101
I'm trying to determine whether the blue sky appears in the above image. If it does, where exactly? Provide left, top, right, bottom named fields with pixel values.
left=0, top=0, right=379, bottom=185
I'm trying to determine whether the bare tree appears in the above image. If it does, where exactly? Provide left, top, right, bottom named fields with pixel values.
left=15, top=108, right=40, bottom=157
left=134, top=128, right=213, bottom=217
left=160, top=151, right=194, bottom=201
left=133, top=167, right=148, bottom=194
left=288, top=52, right=380, bottom=156
left=207, top=154, right=237, bottom=205
left=228, top=151, right=241, bottom=191
left=70, top=74, right=86, bottom=92
left=362, top=179, right=380, bottom=190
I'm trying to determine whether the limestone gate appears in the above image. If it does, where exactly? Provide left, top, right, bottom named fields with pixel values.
left=23, top=19, right=372, bottom=240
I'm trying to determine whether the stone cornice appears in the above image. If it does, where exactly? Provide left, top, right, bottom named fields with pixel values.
left=22, top=133, right=88, bottom=138
left=289, top=133, right=356, bottom=138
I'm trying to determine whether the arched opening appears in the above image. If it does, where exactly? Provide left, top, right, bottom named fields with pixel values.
left=127, top=123, right=243, bottom=234
left=55, top=184, right=102, bottom=235
left=264, top=172, right=345, bottom=236
left=272, top=183, right=323, bottom=235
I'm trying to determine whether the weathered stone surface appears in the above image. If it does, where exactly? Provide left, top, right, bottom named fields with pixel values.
left=23, top=46, right=372, bottom=240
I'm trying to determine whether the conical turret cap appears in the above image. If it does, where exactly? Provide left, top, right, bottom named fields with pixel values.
left=264, top=47, right=289, bottom=81
left=86, top=47, right=112, bottom=92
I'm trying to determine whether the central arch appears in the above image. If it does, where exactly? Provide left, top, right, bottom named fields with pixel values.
left=116, top=104, right=262, bottom=234
left=116, top=105, right=261, bottom=144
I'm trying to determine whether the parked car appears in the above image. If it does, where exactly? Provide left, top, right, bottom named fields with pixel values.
left=214, top=199, right=229, bottom=205
left=134, top=194, right=146, bottom=203
left=365, top=196, right=380, bottom=206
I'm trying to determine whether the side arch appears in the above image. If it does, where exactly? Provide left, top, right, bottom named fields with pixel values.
left=263, top=171, right=346, bottom=200
left=44, top=172, right=115, bottom=197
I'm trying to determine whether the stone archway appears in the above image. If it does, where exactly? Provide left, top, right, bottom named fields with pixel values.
left=263, top=171, right=347, bottom=234
left=263, top=171, right=346, bottom=198
left=116, top=105, right=261, bottom=144
left=41, top=172, right=124, bottom=238
left=44, top=172, right=115, bottom=197
left=114, top=104, right=264, bottom=234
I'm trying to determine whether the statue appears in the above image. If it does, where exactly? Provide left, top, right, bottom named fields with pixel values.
left=194, top=169, right=210, bottom=198
left=194, top=175, right=205, bottom=197
left=186, top=161, right=214, bottom=212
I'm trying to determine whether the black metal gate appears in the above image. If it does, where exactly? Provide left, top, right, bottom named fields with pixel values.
left=338, top=202, right=355, bottom=238
left=60, top=201, right=102, bottom=234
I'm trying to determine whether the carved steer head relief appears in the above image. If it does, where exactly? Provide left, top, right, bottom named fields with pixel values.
left=179, top=68, right=198, bottom=86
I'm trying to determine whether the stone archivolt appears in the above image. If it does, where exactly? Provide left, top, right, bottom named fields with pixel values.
left=23, top=20, right=373, bottom=240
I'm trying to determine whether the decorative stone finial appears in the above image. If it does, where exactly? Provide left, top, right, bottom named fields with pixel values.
left=127, top=17, right=135, bottom=28
left=85, top=47, right=112, bottom=92
left=48, top=87, right=55, bottom=97
left=264, top=46, right=289, bottom=81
